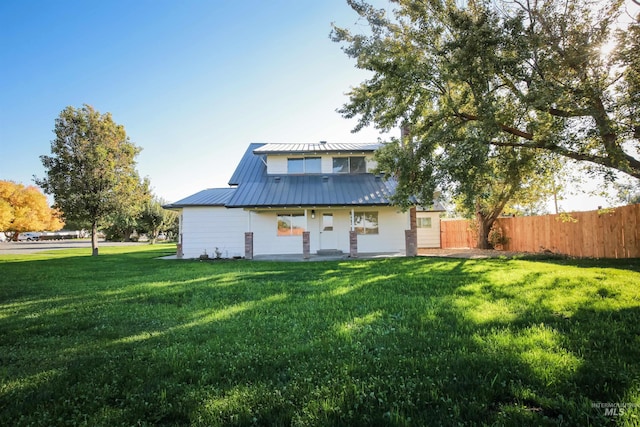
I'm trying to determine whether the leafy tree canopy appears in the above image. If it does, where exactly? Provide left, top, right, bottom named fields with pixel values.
left=333, top=0, right=640, bottom=181
left=36, top=105, right=148, bottom=255
left=0, top=180, right=64, bottom=240
left=137, top=196, right=178, bottom=244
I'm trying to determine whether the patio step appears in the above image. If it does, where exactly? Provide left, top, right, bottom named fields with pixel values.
left=316, top=249, right=343, bottom=256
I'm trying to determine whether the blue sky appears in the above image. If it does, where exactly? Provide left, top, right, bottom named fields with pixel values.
left=0, top=0, right=388, bottom=204
left=1, top=0, right=635, bottom=210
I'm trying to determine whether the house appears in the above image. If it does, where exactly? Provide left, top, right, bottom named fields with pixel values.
left=164, top=142, right=445, bottom=259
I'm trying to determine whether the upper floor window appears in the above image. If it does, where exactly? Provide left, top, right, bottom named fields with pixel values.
left=288, top=157, right=321, bottom=174
left=333, top=156, right=366, bottom=174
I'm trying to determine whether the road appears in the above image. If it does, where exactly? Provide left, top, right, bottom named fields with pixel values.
left=0, top=240, right=147, bottom=255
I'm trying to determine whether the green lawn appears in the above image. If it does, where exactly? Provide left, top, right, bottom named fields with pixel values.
left=1, top=246, right=639, bottom=426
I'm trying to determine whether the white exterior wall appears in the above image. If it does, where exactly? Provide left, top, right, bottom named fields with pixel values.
left=355, top=207, right=408, bottom=253
left=416, top=211, right=441, bottom=248
left=267, top=156, right=288, bottom=174
left=178, top=205, right=417, bottom=257
left=249, top=207, right=409, bottom=255
left=180, top=207, right=248, bottom=259
left=266, top=153, right=377, bottom=175
left=250, top=210, right=307, bottom=255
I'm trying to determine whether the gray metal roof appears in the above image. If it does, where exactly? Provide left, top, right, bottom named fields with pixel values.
left=166, top=142, right=445, bottom=211
left=228, top=143, right=266, bottom=186
left=253, top=142, right=381, bottom=154
left=226, top=174, right=397, bottom=208
left=164, top=188, right=236, bottom=208
left=417, top=200, right=447, bottom=212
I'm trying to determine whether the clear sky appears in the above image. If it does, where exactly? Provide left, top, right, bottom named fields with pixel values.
left=0, top=0, right=389, bottom=204
left=0, top=0, right=636, bottom=211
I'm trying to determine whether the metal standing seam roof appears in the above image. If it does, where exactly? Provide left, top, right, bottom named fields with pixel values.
left=225, top=174, right=397, bottom=208
left=164, top=188, right=236, bottom=208
left=166, top=142, right=446, bottom=211
left=228, top=143, right=266, bottom=186
left=253, top=142, right=382, bottom=154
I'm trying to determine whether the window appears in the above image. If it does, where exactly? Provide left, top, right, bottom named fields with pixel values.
left=417, top=217, right=432, bottom=228
left=322, top=213, right=333, bottom=231
left=332, top=156, right=367, bottom=173
left=305, top=157, right=321, bottom=173
left=288, top=157, right=321, bottom=174
left=350, top=156, right=366, bottom=173
left=332, top=157, right=349, bottom=173
left=287, top=158, right=303, bottom=174
left=277, top=213, right=305, bottom=236
left=354, top=211, right=379, bottom=235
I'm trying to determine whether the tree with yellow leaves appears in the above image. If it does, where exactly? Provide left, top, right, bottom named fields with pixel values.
left=0, top=181, right=64, bottom=241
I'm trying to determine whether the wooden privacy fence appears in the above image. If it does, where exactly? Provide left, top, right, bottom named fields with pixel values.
left=440, top=218, right=477, bottom=249
left=439, top=204, right=640, bottom=258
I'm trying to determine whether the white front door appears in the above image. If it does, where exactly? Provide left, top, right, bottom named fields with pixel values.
left=319, top=213, right=337, bottom=250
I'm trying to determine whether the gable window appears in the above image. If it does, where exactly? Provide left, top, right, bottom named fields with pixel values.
left=277, top=213, right=305, bottom=236
left=287, top=158, right=303, bottom=174
left=354, top=211, right=379, bottom=235
left=417, top=217, right=432, bottom=228
left=305, top=157, right=321, bottom=173
left=332, top=156, right=367, bottom=174
left=288, top=157, right=321, bottom=174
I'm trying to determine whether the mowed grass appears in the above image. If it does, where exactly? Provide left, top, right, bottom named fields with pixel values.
left=1, top=246, right=639, bottom=426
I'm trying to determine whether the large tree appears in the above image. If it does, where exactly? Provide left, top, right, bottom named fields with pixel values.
left=138, top=196, right=178, bottom=244
left=376, top=125, right=560, bottom=248
left=36, top=105, right=147, bottom=255
left=0, top=180, right=64, bottom=241
left=332, top=0, right=640, bottom=189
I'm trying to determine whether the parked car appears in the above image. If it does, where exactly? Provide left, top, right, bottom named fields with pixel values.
left=17, top=232, right=41, bottom=241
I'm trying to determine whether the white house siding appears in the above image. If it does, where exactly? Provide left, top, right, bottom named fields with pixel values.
left=266, top=156, right=288, bottom=174
left=249, top=207, right=409, bottom=255
left=266, top=154, right=378, bottom=175
left=356, top=207, right=408, bottom=253
left=181, top=207, right=248, bottom=258
left=416, top=211, right=441, bottom=248
left=251, top=210, right=307, bottom=255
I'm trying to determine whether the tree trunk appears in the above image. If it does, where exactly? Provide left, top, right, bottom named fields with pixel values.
left=475, top=211, right=495, bottom=250
left=91, top=221, right=99, bottom=256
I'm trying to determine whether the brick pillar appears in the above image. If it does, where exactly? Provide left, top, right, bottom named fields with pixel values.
left=245, top=232, right=253, bottom=260
left=349, top=230, right=358, bottom=258
left=177, top=233, right=184, bottom=259
left=302, top=231, right=310, bottom=259
left=176, top=244, right=183, bottom=259
left=405, top=229, right=417, bottom=257
left=410, top=207, right=417, bottom=230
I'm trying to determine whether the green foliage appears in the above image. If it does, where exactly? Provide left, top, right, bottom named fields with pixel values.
left=36, top=105, right=148, bottom=255
left=336, top=1, right=598, bottom=247
left=333, top=0, right=640, bottom=179
left=1, top=247, right=640, bottom=425
left=137, top=196, right=178, bottom=243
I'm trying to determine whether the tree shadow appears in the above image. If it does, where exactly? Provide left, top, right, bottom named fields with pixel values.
left=1, top=252, right=639, bottom=425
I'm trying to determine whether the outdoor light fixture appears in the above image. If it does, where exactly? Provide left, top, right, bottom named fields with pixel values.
left=311, top=210, right=315, bottom=219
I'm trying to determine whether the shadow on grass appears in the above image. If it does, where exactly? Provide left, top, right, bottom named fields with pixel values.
left=1, top=249, right=639, bottom=425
